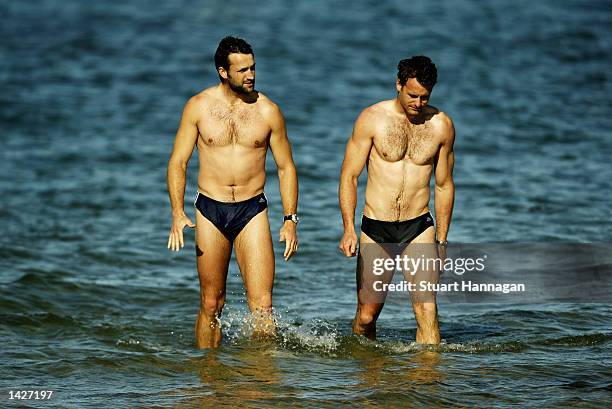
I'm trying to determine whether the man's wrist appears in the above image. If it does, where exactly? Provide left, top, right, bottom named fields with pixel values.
left=344, top=227, right=356, bottom=235
left=342, top=220, right=355, bottom=231
left=283, top=214, right=299, bottom=224
left=172, top=209, right=187, bottom=218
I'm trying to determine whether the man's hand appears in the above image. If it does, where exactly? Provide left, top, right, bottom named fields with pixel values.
left=339, top=229, right=358, bottom=257
left=167, top=214, right=195, bottom=252
left=279, top=222, right=298, bottom=261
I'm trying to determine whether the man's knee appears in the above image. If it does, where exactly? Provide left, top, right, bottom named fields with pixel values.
left=357, top=308, right=378, bottom=327
left=201, top=295, right=225, bottom=318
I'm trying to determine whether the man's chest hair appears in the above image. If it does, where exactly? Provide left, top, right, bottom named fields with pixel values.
left=199, top=104, right=269, bottom=147
left=375, top=119, right=437, bottom=164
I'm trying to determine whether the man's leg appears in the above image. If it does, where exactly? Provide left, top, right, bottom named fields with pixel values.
left=353, top=232, right=393, bottom=340
left=234, top=209, right=275, bottom=337
left=403, top=226, right=440, bottom=344
left=195, top=210, right=232, bottom=349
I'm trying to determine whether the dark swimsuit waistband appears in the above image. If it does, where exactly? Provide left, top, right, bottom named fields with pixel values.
left=195, top=191, right=266, bottom=205
left=362, top=212, right=432, bottom=225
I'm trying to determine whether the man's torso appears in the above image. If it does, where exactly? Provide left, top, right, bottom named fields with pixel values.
left=364, top=101, right=445, bottom=221
left=194, top=87, right=273, bottom=202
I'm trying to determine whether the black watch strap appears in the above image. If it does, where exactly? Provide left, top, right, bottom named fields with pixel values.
left=284, top=214, right=299, bottom=224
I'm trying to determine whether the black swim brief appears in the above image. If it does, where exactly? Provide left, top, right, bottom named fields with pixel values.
left=194, top=192, right=268, bottom=242
left=361, top=212, right=434, bottom=244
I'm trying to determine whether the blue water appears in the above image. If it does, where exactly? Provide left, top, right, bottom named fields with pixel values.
left=1, top=0, right=611, bottom=407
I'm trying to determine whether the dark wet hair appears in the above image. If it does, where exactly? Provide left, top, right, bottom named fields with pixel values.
left=397, top=56, right=437, bottom=88
left=214, top=36, right=254, bottom=71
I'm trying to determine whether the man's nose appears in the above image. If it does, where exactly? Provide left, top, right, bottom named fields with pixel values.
left=414, top=98, right=422, bottom=107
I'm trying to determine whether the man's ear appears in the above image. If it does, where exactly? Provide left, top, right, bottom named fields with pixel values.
left=218, top=67, right=228, bottom=80
left=395, top=79, right=402, bottom=93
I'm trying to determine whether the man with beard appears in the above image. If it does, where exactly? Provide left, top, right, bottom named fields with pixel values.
left=167, top=36, right=299, bottom=348
left=339, top=56, right=455, bottom=344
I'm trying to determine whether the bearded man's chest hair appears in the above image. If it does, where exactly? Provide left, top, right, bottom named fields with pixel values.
left=198, top=104, right=270, bottom=148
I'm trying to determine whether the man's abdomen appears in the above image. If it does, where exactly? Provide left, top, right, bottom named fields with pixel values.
left=363, top=162, right=432, bottom=221
left=197, top=146, right=267, bottom=202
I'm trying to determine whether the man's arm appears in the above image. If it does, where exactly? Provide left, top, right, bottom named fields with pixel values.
left=433, top=114, right=456, bottom=242
left=338, top=109, right=374, bottom=257
left=166, top=97, right=199, bottom=252
left=268, top=103, right=299, bottom=261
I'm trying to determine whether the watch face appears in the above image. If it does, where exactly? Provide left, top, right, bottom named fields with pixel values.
left=285, top=215, right=299, bottom=223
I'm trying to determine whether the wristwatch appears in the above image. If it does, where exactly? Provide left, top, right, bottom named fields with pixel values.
left=284, top=214, right=300, bottom=224
left=436, top=239, right=448, bottom=247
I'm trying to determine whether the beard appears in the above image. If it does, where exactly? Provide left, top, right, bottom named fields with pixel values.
left=227, top=78, right=254, bottom=95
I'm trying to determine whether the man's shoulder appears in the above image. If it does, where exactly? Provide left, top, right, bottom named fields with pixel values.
left=356, top=100, right=393, bottom=124
left=363, top=100, right=393, bottom=115
left=254, top=92, right=283, bottom=119
left=184, top=87, right=217, bottom=110
left=192, top=86, right=219, bottom=103
left=427, top=108, right=455, bottom=141
left=350, top=102, right=391, bottom=139
left=429, top=107, right=452, bottom=122
left=423, top=106, right=451, bottom=128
